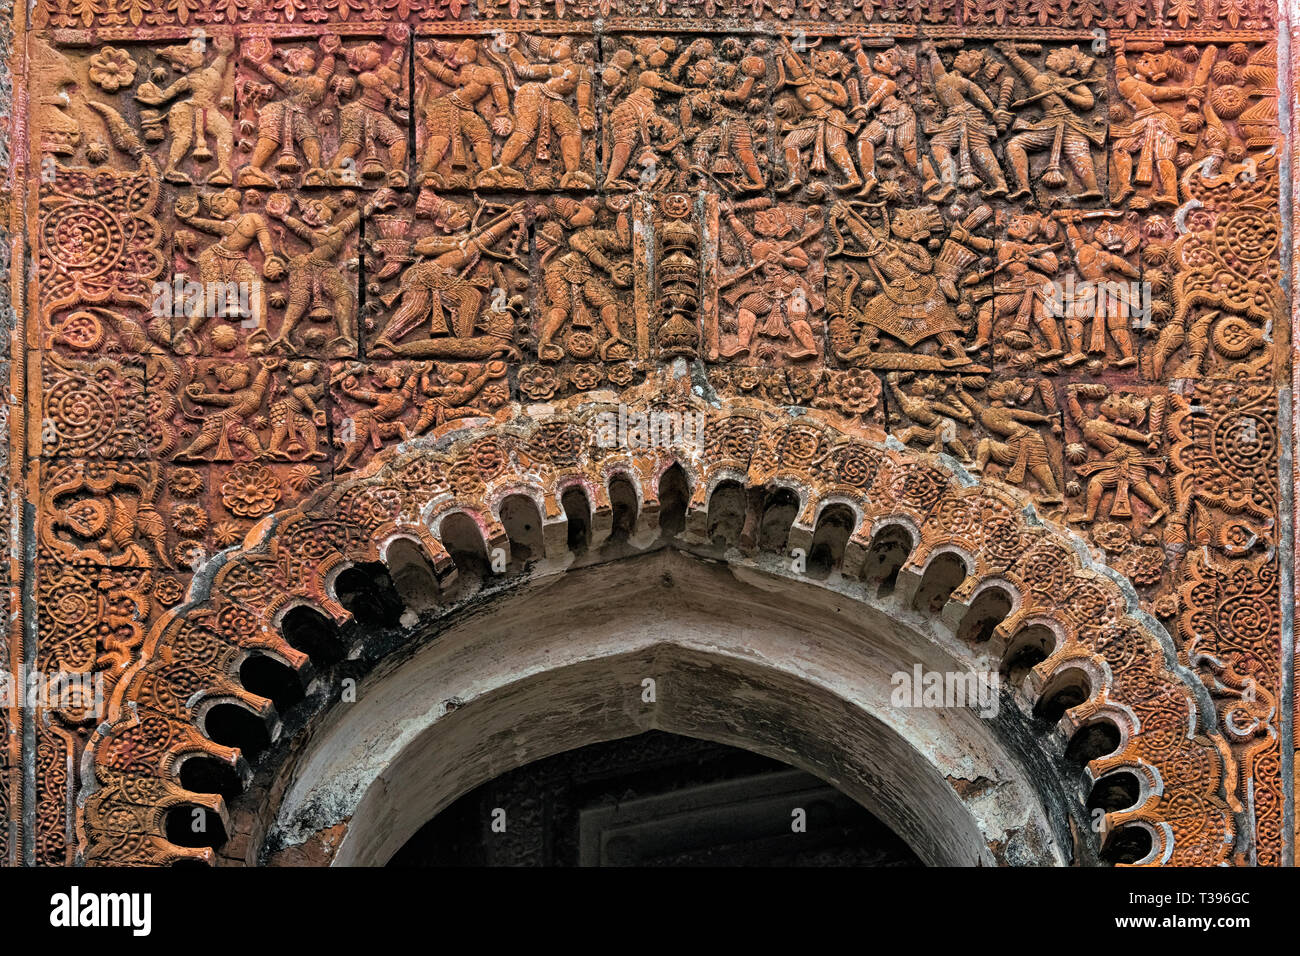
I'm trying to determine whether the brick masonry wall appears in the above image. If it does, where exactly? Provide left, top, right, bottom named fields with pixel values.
left=1, top=0, right=1292, bottom=864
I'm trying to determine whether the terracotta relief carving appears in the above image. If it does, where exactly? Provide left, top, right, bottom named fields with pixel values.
left=4, top=0, right=1289, bottom=868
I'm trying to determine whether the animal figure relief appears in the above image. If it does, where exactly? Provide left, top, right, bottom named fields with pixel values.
left=134, top=36, right=236, bottom=187
left=237, top=36, right=338, bottom=189
left=678, top=37, right=769, bottom=194
left=1065, top=384, right=1169, bottom=527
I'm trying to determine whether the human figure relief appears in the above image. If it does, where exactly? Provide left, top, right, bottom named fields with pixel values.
left=1111, top=41, right=1216, bottom=209
left=535, top=197, right=633, bottom=362
left=886, top=372, right=974, bottom=461
left=968, top=212, right=1063, bottom=361
left=267, top=360, right=327, bottom=461
left=416, top=39, right=512, bottom=190
left=921, top=41, right=1011, bottom=199
left=827, top=202, right=970, bottom=368
left=330, top=26, right=410, bottom=190
left=334, top=363, right=420, bottom=471
left=237, top=36, right=338, bottom=188
left=410, top=361, right=507, bottom=435
left=1066, top=384, right=1168, bottom=526
left=264, top=192, right=371, bottom=358
left=716, top=198, right=822, bottom=362
left=965, top=378, right=1064, bottom=504
left=1055, top=212, right=1143, bottom=368
left=479, top=33, right=597, bottom=190
left=997, top=41, right=1104, bottom=203
left=849, top=42, right=920, bottom=198
left=774, top=39, right=862, bottom=194
left=372, top=202, right=529, bottom=360
left=135, top=35, right=236, bottom=186
left=175, top=357, right=281, bottom=461
left=675, top=37, right=767, bottom=193
left=601, top=43, right=691, bottom=192
left=172, top=189, right=286, bottom=356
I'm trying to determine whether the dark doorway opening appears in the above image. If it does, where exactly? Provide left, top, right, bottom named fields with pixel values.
left=388, top=731, right=922, bottom=867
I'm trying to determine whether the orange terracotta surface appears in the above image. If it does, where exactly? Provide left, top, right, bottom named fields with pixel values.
left=0, top=0, right=1290, bottom=865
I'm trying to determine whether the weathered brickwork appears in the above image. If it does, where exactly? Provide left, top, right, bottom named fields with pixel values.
left=0, top=0, right=1289, bottom=865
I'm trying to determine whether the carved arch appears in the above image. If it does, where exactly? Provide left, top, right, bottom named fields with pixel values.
left=77, top=387, right=1236, bottom=866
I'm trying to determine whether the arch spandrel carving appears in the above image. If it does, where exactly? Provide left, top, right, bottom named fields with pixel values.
left=6, top=0, right=1287, bottom=867
left=73, top=385, right=1235, bottom=866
